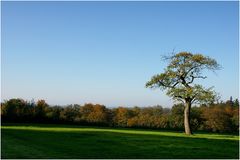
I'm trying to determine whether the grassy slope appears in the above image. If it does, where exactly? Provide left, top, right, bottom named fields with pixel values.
left=1, top=123, right=239, bottom=159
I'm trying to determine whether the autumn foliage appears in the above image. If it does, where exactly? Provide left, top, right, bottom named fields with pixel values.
left=1, top=98, right=239, bottom=133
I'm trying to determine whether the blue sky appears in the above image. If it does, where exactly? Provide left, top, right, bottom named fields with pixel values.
left=1, top=1, right=239, bottom=107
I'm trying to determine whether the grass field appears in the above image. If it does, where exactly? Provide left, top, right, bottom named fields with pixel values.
left=1, top=123, right=239, bottom=159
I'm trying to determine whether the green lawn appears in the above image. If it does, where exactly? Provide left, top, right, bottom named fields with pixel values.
left=1, top=123, right=239, bottom=159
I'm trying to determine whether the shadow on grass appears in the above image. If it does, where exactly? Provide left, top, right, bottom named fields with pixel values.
left=1, top=126, right=239, bottom=159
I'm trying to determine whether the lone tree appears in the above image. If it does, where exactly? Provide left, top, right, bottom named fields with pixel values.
left=146, top=52, right=220, bottom=135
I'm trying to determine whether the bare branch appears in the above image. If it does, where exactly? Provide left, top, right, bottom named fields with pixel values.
left=187, top=75, right=207, bottom=84
left=174, top=95, right=183, bottom=99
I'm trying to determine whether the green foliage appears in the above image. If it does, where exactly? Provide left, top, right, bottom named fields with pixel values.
left=34, top=100, right=49, bottom=122
left=146, top=52, right=220, bottom=104
left=45, top=106, right=62, bottom=122
left=233, top=99, right=239, bottom=107
left=169, top=104, right=184, bottom=129
left=59, top=105, right=79, bottom=122
left=1, top=99, right=32, bottom=122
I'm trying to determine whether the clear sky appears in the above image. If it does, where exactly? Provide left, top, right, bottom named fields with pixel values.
left=1, top=1, right=239, bottom=107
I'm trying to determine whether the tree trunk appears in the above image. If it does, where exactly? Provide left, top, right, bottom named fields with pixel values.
left=184, top=101, right=192, bottom=135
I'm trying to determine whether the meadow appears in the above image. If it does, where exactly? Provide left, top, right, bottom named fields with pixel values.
left=1, top=123, right=239, bottom=159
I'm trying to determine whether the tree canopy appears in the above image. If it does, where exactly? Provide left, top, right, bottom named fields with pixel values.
left=146, top=52, right=221, bottom=104
left=146, top=52, right=221, bottom=134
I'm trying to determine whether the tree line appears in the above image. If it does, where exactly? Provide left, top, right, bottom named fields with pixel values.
left=1, top=98, right=239, bottom=133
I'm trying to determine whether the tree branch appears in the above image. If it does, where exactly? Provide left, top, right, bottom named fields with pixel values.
left=187, top=75, right=207, bottom=84
left=174, top=95, right=184, bottom=103
left=180, top=76, right=191, bottom=88
left=157, top=80, right=179, bottom=89
left=174, top=95, right=183, bottom=99
left=184, top=64, right=201, bottom=78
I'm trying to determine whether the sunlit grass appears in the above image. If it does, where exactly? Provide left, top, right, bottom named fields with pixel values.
left=2, top=124, right=238, bottom=140
left=1, top=123, right=239, bottom=159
